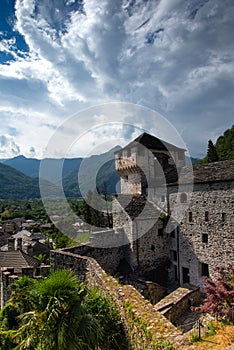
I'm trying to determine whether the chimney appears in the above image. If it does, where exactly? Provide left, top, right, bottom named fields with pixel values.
left=16, top=238, right=23, bottom=250
left=7, top=237, right=15, bottom=251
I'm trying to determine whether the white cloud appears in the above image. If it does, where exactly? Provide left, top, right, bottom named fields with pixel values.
left=0, top=0, right=233, bottom=158
left=0, top=135, right=21, bottom=158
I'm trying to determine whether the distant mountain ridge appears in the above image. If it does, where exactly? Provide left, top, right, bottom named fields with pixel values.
left=0, top=147, right=121, bottom=200
left=0, top=162, right=40, bottom=200
left=3, top=155, right=83, bottom=182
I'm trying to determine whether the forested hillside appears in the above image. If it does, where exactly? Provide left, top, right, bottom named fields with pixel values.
left=0, top=163, right=40, bottom=199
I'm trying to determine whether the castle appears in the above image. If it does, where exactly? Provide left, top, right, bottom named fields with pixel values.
left=112, top=132, right=234, bottom=289
left=48, top=132, right=233, bottom=294
left=1, top=132, right=234, bottom=298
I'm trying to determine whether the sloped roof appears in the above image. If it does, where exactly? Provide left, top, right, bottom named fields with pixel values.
left=13, top=230, right=46, bottom=241
left=114, top=194, right=162, bottom=220
left=178, top=159, right=234, bottom=184
left=116, top=132, right=186, bottom=153
left=0, top=250, right=40, bottom=268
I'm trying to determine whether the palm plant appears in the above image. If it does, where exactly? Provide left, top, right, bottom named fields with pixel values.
left=1, top=270, right=127, bottom=350
left=11, top=270, right=103, bottom=350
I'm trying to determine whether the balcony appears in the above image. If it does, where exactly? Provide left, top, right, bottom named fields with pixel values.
left=115, top=154, right=138, bottom=173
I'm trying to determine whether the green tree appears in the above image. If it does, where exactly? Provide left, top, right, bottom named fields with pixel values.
left=215, top=125, right=234, bottom=160
left=206, top=140, right=219, bottom=163
left=11, top=270, right=101, bottom=350
left=200, top=125, right=234, bottom=163
left=83, top=190, right=108, bottom=228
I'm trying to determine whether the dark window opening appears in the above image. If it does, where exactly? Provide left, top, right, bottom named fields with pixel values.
left=161, top=195, right=165, bottom=202
left=205, top=211, right=209, bottom=222
left=189, top=211, right=193, bottom=222
left=202, top=233, right=208, bottom=243
left=158, top=228, right=163, bottom=236
left=171, top=250, right=177, bottom=262
left=180, top=193, right=187, bottom=203
left=201, top=263, right=209, bottom=277
left=170, top=230, right=176, bottom=238
left=126, top=148, right=131, bottom=157
left=222, top=213, right=227, bottom=223
left=182, top=267, right=190, bottom=284
left=151, top=244, right=155, bottom=251
left=174, top=265, right=178, bottom=281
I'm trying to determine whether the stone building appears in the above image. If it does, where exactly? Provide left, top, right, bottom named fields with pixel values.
left=114, top=132, right=234, bottom=289
left=167, top=160, right=234, bottom=288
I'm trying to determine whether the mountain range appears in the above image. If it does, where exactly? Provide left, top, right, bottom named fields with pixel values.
left=0, top=147, right=121, bottom=200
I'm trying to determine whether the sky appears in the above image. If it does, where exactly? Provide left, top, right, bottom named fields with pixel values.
left=0, top=0, right=233, bottom=159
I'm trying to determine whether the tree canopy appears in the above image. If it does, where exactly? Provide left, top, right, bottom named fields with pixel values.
left=202, top=125, right=234, bottom=163
left=192, top=266, right=234, bottom=322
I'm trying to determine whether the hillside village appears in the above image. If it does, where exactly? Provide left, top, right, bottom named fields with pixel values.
left=0, top=130, right=234, bottom=349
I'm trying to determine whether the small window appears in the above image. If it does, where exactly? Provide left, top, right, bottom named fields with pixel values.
left=126, top=148, right=131, bottom=157
left=158, top=228, right=163, bottom=236
left=201, top=263, right=209, bottom=277
left=170, top=250, right=177, bottom=262
left=188, top=212, right=193, bottom=222
left=222, top=213, right=227, bottom=223
left=205, top=211, right=209, bottom=222
left=174, top=265, right=178, bottom=281
left=170, top=229, right=176, bottom=238
left=202, top=233, right=208, bottom=243
left=161, top=195, right=165, bottom=202
left=180, top=193, right=187, bottom=203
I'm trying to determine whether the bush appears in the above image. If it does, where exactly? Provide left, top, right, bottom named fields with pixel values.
left=192, top=266, right=234, bottom=323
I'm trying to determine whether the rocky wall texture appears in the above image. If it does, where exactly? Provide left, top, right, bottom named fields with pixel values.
left=61, top=243, right=125, bottom=274
left=168, top=181, right=234, bottom=287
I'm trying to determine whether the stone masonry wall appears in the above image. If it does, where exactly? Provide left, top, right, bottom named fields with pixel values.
left=112, top=196, right=133, bottom=243
left=133, top=219, right=170, bottom=275
left=155, top=286, right=201, bottom=325
left=61, top=243, right=125, bottom=274
left=168, top=180, right=234, bottom=287
left=120, top=172, right=142, bottom=195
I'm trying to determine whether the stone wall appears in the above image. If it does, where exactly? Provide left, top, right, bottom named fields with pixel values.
left=155, top=286, right=201, bottom=324
left=89, top=228, right=130, bottom=248
left=60, top=243, right=126, bottom=274
left=112, top=195, right=133, bottom=243
left=120, top=172, right=142, bottom=195
left=168, top=180, right=234, bottom=288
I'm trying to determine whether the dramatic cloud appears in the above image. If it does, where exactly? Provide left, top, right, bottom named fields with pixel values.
left=0, top=0, right=233, bottom=158
left=0, top=134, right=21, bottom=157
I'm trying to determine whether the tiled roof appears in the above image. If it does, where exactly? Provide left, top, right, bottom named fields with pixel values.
left=178, top=159, right=234, bottom=184
left=114, top=194, right=161, bottom=220
left=0, top=250, right=40, bottom=268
